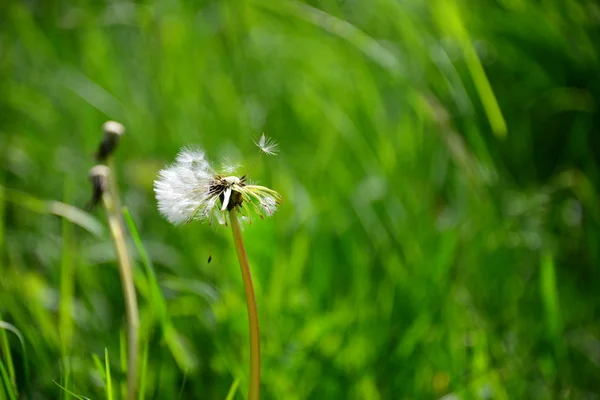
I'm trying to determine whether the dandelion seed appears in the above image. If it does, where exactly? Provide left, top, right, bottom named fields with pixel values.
left=154, top=145, right=282, bottom=226
left=221, top=158, right=242, bottom=174
left=254, top=134, right=279, bottom=156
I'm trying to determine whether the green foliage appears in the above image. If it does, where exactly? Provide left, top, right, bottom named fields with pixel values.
left=1, top=0, right=599, bottom=398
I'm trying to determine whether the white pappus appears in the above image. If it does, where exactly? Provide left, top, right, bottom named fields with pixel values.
left=154, top=135, right=282, bottom=226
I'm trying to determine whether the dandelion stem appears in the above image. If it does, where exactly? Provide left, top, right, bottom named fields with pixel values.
left=229, top=209, right=260, bottom=400
left=102, top=168, right=139, bottom=400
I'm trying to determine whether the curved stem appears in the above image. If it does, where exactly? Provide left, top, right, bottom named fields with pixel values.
left=229, top=210, right=260, bottom=400
left=102, top=168, right=139, bottom=400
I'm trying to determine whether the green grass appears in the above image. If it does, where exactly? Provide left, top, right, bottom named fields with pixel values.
left=1, top=0, right=600, bottom=398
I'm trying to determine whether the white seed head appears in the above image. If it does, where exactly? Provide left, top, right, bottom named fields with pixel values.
left=254, top=134, right=279, bottom=156
left=154, top=146, right=282, bottom=226
left=154, top=147, right=215, bottom=225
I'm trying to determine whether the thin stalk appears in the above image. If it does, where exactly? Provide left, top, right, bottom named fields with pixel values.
left=101, top=169, right=139, bottom=400
left=229, top=210, right=260, bottom=400
left=59, top=179, right=74, bottom=397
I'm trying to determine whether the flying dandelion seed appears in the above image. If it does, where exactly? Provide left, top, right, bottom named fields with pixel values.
left=254, top=133, right=279, bottom=156
left=154, top=137, right=282, bottom=226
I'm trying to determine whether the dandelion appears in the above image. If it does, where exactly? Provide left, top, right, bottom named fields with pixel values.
left=154, top=144, right=282, bottom=226
left=154, top=136, right=282, bottom=400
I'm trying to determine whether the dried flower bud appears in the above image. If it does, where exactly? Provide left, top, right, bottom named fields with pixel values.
left=87, top=165, right=110, bottom=210
left=96, top=121, right=125, bottom=161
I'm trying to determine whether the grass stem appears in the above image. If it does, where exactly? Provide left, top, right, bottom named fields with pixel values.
left=101, top=169, right=139, bottom=400
left=229, top=210, right=260, bottom=400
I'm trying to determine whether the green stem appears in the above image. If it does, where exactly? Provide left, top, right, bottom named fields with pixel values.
left=229, top=210, right=260, bottom=400
left=102, top=169, right=139, bottom=400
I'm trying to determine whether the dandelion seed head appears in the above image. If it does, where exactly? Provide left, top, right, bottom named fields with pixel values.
left=154, top=147, right=214, bottom=225
left=155, top=144, right=282, bottom=226
left=255, top=134, right=279, bottom=156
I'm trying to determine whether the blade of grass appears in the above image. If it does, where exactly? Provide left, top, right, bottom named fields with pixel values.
left=0, top=186, right=104, bottom=237
left=105, top=348, right=113, bottom=400
left=53, top=381, right=91, bottom=400
left=138, top=341, right=148, bottom=400
left=92, top=354, right=105, bottom=382
left=119, top=330, right=127, bottom=400
left=0, top=184, right=5, bottom=262
left=0, top=320, right=28, bottom=398
left=540, top=251, right=563, bottom=355
left=59, top=179, right=75, bottom=359
left=224, top=378, right=240, bottom=400
left=61, top=362, right=71, bottom=400
left=122, top=208, right=167, bottom=324
left=122, top=208, right=198, bottom=371
left=176, top=372, right=187, bottom=400
left=0, top=328, right=15, bottom=394
left=0, top=361, right=16, bottom=400
left=162, top=324, right=199, bottom=372
left=432, top=0, right=507, bottom=138
left=256, top=0, right=402, bottom=76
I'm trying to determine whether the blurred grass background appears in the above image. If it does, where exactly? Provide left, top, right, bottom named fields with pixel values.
left=1, top=0, right=600, bottom=398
